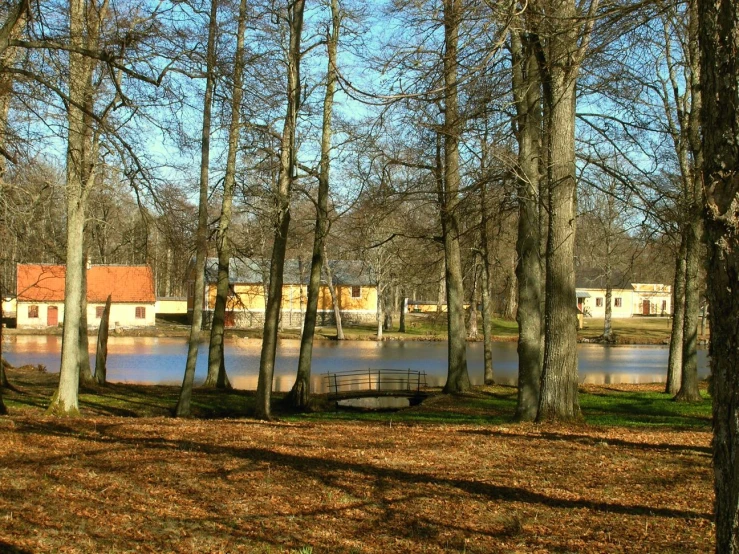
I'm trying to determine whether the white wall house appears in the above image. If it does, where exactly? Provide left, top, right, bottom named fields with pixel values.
left=576, top=277, right=672, bottom=318
left=16, top=264, right=156, bottom=329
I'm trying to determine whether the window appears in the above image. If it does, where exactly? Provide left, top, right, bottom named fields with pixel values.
left=135, top=306, right=146, bottom=319
left=96, top=306, right=104, bottom=319
left=614, top=297, right=622, bottom=307
left=596, top=297, right=603, bottom=307
left=351, top=286, right=361, bottom=299
left=28, top=305, right=39, bottom=318
left=662, top=300, right=667, bottom=313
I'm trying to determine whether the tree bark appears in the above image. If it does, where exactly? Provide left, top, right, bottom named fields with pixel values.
left=675, top=0, right=703, bottom=404
left=666, top=232, right=687, bottom=394
left=467, top=261, right=479, bottom=339
left=205, top=0, right=249, bottom=390
left=322, top=250, right=345, bottom=340
left=675, top=213, right=703, bottom=402
left=79, top=254, right=94, bottom=385
left=440, top=0, right=470, bottom=394
left=512, top=30, right=542, bottom=421
left=535, top=0, right=592, bottom=422
left=255, top=0, right=305, bottom=420
left=49, top=0, right=103, bottom=416
left=697, top=0, right=739, bottom=548
left=94, top=294, right=111, bottom=385
left=175, top=0, right=219, bottom=417
left=0, top=301, right=6, bottom=414
left=286, top=0, right=339, bottom=410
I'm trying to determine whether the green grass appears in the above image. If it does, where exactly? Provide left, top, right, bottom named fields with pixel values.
left=5, top=366, right=712, bottom=429
left=579, top=387, right=712, bottom=427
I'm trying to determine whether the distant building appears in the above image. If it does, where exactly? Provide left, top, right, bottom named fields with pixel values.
left=576, top=270, right=672, bottom=317
left=16, top=264, right=156, bottom=329
left=188, top=258, right=378, bottom=329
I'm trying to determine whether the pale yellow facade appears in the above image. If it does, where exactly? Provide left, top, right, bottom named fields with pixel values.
left=578, top=283, right=672, bottom=318
left=204, top=283, right=377, bottom=313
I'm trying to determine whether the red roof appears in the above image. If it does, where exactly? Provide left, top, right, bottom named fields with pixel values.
left=17, top=264, right=156, bottom=303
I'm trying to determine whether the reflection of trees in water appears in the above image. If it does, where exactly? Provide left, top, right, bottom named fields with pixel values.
left=3, top=337, right=709, bottom=387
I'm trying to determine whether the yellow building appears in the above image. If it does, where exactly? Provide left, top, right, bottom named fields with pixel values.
left=188, top=258, right=378, bottom=328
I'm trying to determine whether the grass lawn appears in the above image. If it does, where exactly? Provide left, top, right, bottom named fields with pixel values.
left=300, top=315, right=688, bottom=345
left=578, top=317, right=707, bottom=344
left=0, top=366, right=714, bottom=553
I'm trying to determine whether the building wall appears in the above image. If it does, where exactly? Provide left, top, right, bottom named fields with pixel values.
left=155, top=298, right=188, bottom=314
left=579, top=289, right=635, bottom=318
left=202, top=283, right=378, bottom=314
left=17, top=301, right=156, bottom=328
left=579, top=288, right=672, bottom=318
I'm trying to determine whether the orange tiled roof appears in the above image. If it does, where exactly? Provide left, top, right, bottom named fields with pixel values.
left=17, top=264, right=155, bottom=303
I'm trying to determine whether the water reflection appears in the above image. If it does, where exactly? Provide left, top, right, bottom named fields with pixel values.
left=2, top=335, right=709, bottom=392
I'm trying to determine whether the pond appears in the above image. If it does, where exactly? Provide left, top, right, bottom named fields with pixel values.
left=1, top=335, right=710, bottom=393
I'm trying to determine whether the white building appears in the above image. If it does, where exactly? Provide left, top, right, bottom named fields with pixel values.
left=16, top=264, right=156, bottom=329
left=576, top=271, right=672, bottom=318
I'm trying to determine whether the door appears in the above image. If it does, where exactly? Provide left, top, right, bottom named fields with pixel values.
left=642, top=299, right=650, bottom=316
left=225, top=311, right=235, bottom=328
left=47, top=306, right=58, bottom=326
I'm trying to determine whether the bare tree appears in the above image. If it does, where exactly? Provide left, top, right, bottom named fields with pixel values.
left=511, top=28, right=543, bottom=421
left=697, top=0, right=739, bottom=548
left=205, top=0, right=250, bottom=390
left=287, top=0, right=341, bottom=410
left=48, top=0, right=107, bottom=416
left=255, top=0, right=306, bottom=420
left=176, top=0, right=219, bottom=417
left=533, top=0, right=598, bottom=422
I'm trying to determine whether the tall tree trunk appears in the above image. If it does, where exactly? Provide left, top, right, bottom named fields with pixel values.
left=287, top=0, right=339, bottom=410
left=49, top=0, right=102, bottom=416
left=536, top=0, right=593, bottom=422
left=512, top=30, right=542, bottom=421
left=399, top=296, right=407, bottom=333
left=0, top=301, right=6, bottom=414
left=480, top=247, right=494, bottom=385
left=440, top=0, right=470, bottom=394
left=603, top=282, right=613, bottom=340
left=255, top=0, right=305, bottom=420
left=468, top=262, right=479, bottom=339
left=666, top=232, right=687, bottom=394
left=477, top=144, right=495, bottom=385
left=95, top=294, right=111, bottom=385
left=79, top=254, right=94, bottom=385
left=322, top=250, right=344, bottom=340
left=175, top=0, right=218, bottom=417
left=376, top=284, right=384, bottom=340
left=697, top=0, right=739, bottom=548
left=675, top=0, right=703, bottom=404
left=675, top=213, right=703, bottom=402
left=0, top=0, right=27, bottom=183
left=205, top=0, right=249, bottom=390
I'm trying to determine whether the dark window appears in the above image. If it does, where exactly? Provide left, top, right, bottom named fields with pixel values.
left=614, top=297, right=622, bottom=307
left=96, top=306, right=104, bottom=319
left=351, top=286, right=361, bottom=299
left=662, top=300, right=667, bottom=312
left=28, top=305, right=39, bottom=318
left=596, top=297, right=603, bottom=307
left=135, top=306, right=146, bottom=319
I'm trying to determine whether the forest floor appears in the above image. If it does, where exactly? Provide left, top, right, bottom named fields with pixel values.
left=0, top=365, right=713, bottom=553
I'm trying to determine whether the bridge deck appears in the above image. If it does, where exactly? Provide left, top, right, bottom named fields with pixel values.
left=323, top=368, right=428, bottom=399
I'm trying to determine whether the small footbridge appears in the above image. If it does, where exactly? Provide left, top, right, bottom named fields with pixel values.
left=323, top=368, right=429, bottom=402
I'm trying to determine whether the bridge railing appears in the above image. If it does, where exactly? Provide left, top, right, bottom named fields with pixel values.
left=323, top=368, right=427, bottom=397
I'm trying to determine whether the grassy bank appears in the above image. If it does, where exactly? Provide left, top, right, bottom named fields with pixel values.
left=5, top=314, right=691, bottom=345
left=1, top=366, right=714, bottom=553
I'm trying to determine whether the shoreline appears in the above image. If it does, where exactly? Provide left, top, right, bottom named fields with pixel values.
left=1, top=325, right=681, bottom=346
